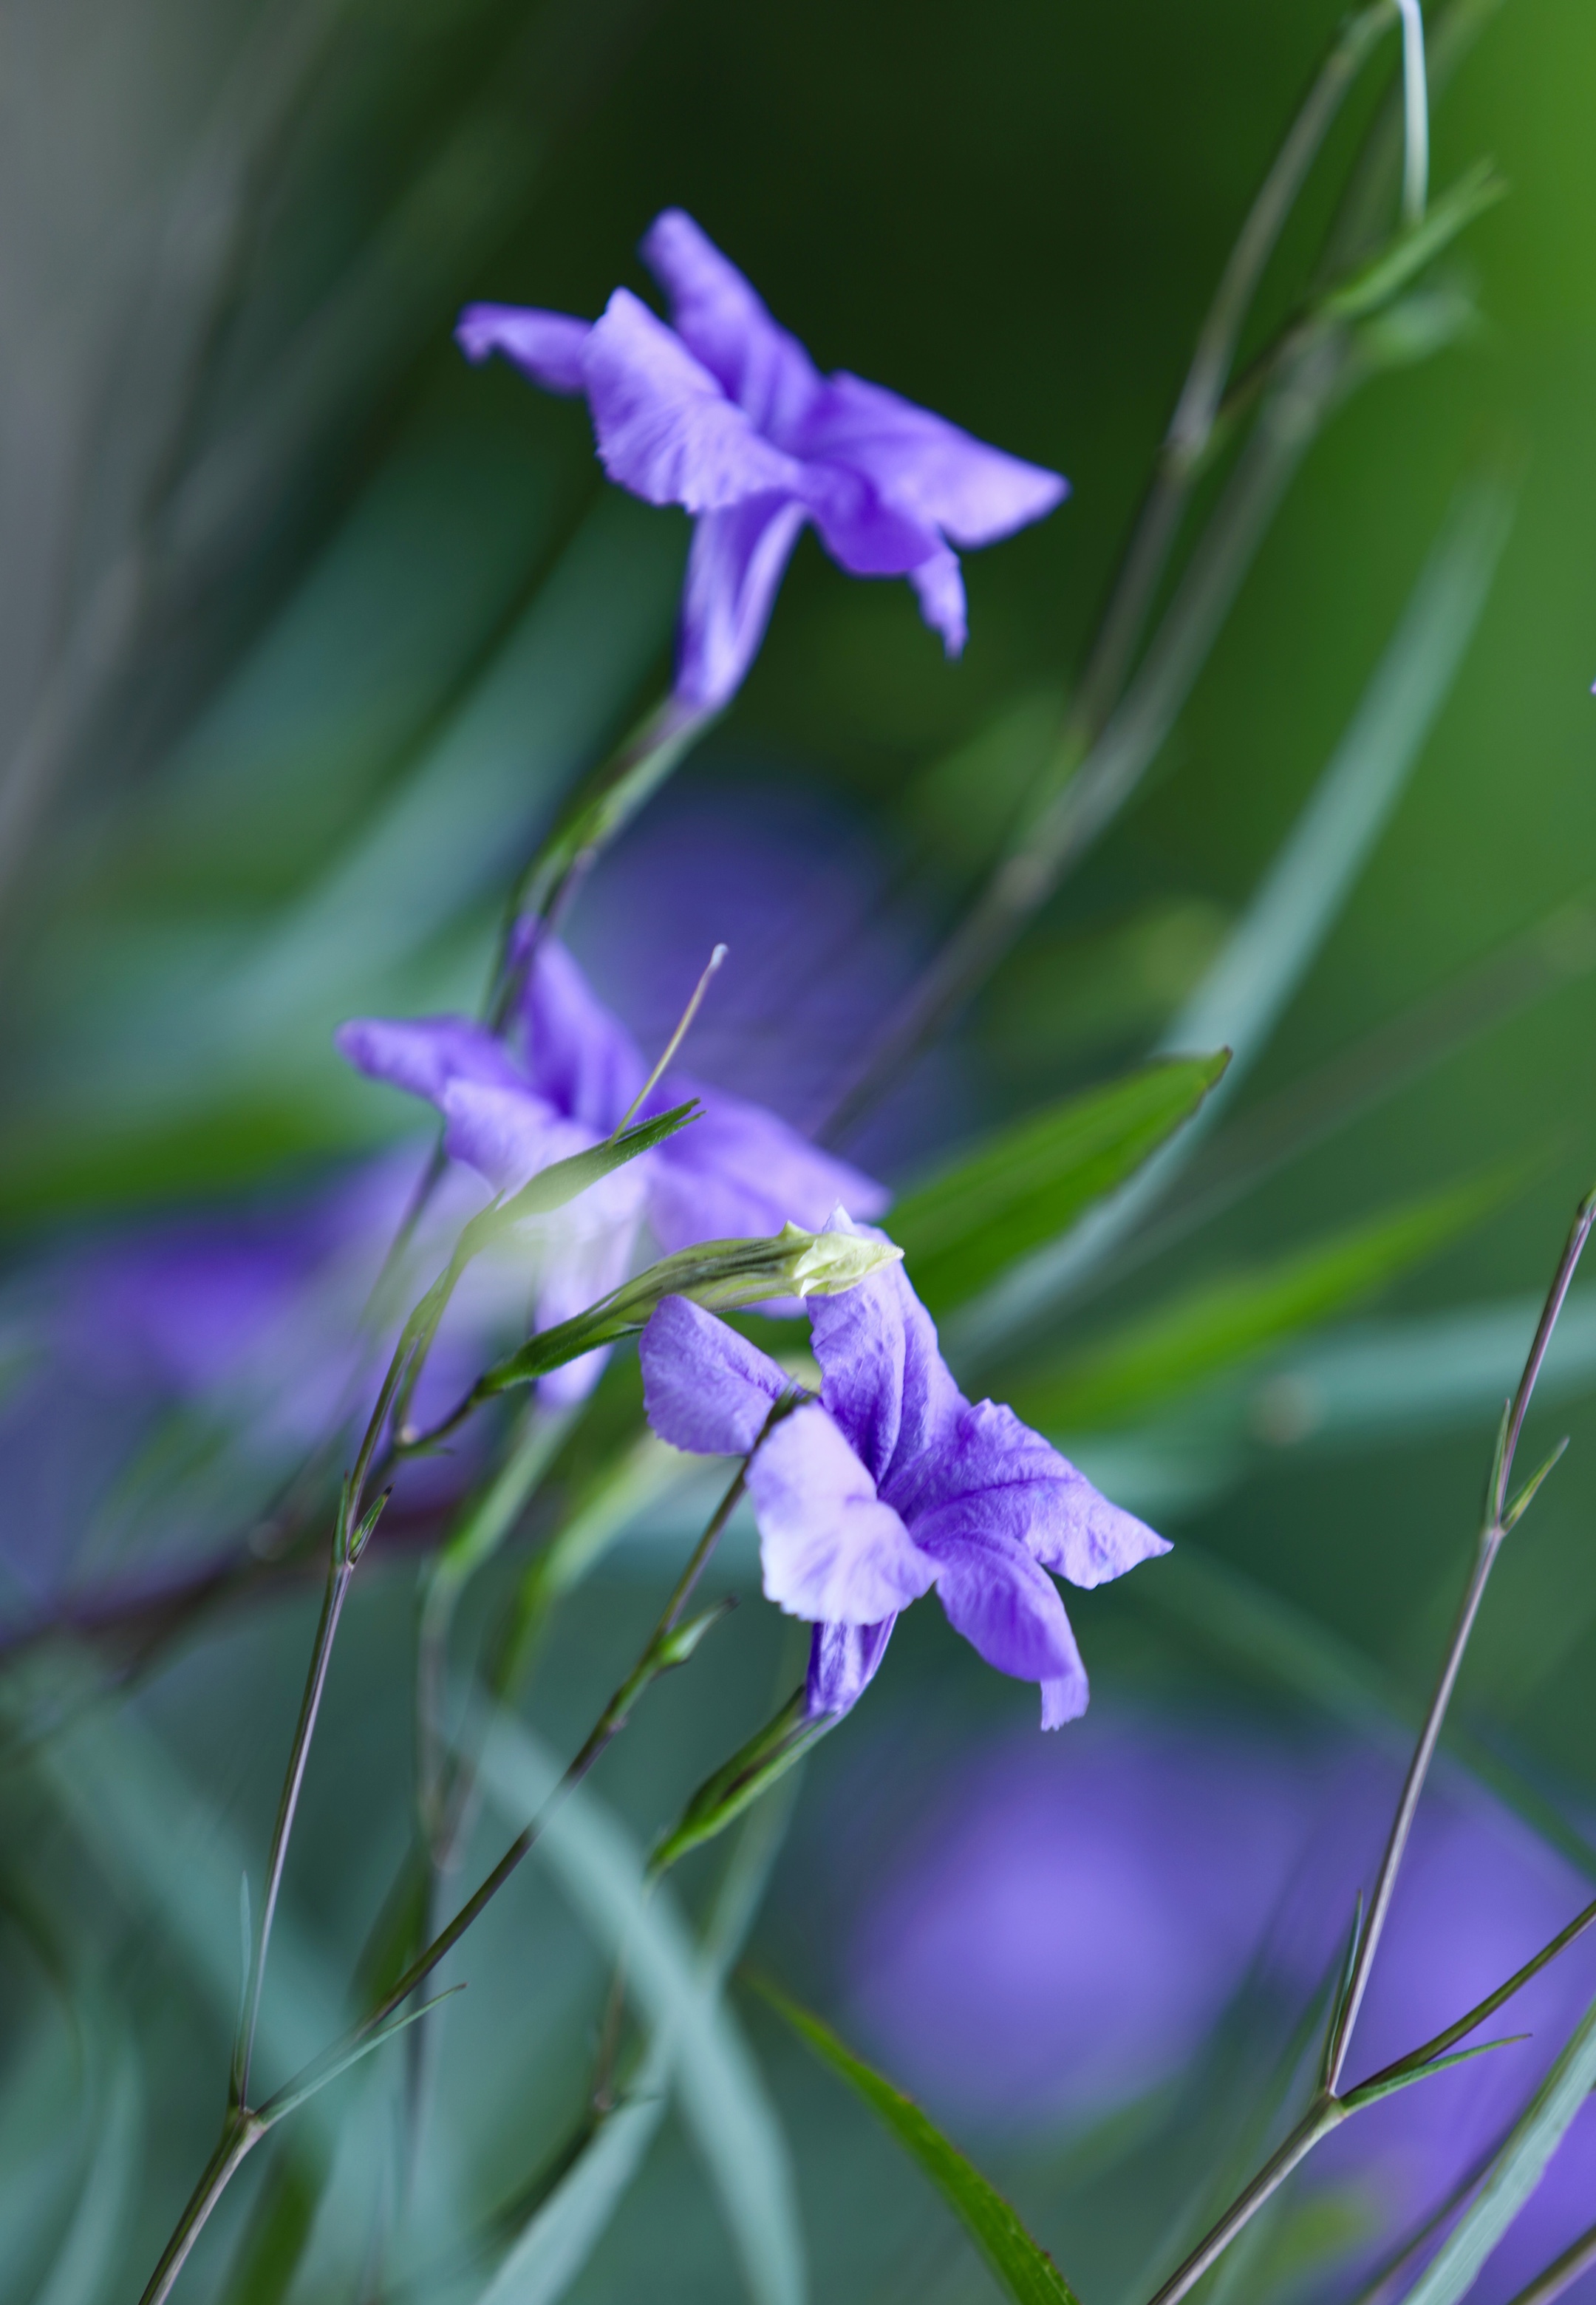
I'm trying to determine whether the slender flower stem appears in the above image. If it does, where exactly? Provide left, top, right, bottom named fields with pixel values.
left=1137, top=1191, right=1596, bottom=2305
left=1323, top=1188, right=1596, bottom=2093
left=1502, top=2223, right=1596, bottom=2305
left=1145, top=2097, right=1346, bottom=2305
left=140, top=1448, right=760, bottom=2298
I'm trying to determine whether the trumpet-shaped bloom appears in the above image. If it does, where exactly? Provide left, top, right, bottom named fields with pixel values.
left=638, top=1218, right=1167, bottom=1726
left=457, top=210, right=1067, bottom=709
left=336, top=942, right=884, bottom=1398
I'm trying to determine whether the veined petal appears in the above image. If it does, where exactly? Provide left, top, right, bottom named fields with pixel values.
left=646, top=1080, right=888, bottom=1254
left=918, top=1519, right=1088, bottom=1703
left=673, top=494, right=808, bottom=712
left=808, top=1216, right=965, bottom=1506
left=335, top=1014, right=525, bottom=1105
left=799, top=461, right=944, bottom=577
left=455, top=303, right=591, bottom=395
left=520, top=941, right=647, bottom=1133
left=805, top=1618, right=896, bottom=1720
left=794, top=372, right=1068, bottom=547
left=437, top=1080, right=598, bottom=1197
left=909, top=548, right=968, bottom=656
left=639, top=1294, right=789, bottom=1457
left=641, top=208, right=823, bottom=440
left=750, top=1401, right=937, bottom=1624
left=584, top=289, right=805, bottom=514
left=912, top=1398, right=1170, bottom=1590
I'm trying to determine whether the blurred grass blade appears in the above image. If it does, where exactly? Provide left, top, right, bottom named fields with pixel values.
left=1013, top=1167, right=1511, bottom=1431
left=756, top=1981, right=1079, bottom=2305
left=1318, top=160, right=1505, bottom=322
left=952, top=480, right=1513, bottom=1363
left=892, top=1053, right=1228, bottom=1315
left=32, top=2046, right=141, bottom=2305
left=473, top=1707, right=806, bottom=2305
left=1401, top=1990, right=1596, bottom=2305
left=477, top=1791, right=798, bottom=2305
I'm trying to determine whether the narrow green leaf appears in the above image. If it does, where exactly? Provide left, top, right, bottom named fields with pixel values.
left=652, top=1692, right=834, bottom=1873
left=259, top=1988, right=463, bottom=2128
left=890, top=1054, right=1229, bottom=1314
left=1012, top=1169, right=1510, bottom=1432
left=1501, top=1435, right=1569, bottom=1532
left=1343, top=2034, right=1526, bottom=2111
left=31, top=2047, right=142, bottom=2305
left=757, top=1981, right=1079, bottom=2305
left=1400, top=1990, right=1596, bottom=2305
left=501, top=1102, right=700, bottom=1222
left=472, top=1709, right=805, bottom=2305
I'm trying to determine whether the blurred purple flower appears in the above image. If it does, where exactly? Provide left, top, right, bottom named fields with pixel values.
left=337, top=939, right=884, bottom=1399
left=457, top=208, right=1067, bottom=710
left=638, top=1219, right=1167, bottom=1726
left=843, top=1719, right=1596, bottom=2302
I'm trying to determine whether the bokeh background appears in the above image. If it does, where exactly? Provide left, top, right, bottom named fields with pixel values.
left=4, top=0, right=1596, bottom=2299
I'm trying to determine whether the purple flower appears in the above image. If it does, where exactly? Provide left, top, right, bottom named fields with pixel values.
left=336, top=941, right=884, bottom=1399
left=457, top=209, right=1067, bottom=710
left=638, top=1217, right=1167, bottom=1726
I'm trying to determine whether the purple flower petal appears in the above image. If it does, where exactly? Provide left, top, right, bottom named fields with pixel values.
left=335, top=1015, right=525, bottom=1104
left=639, top=1294, right=789, bottom=1456
left=908, top=548, right=968, bottom=656
left=808, top=1222, right=964, bottom=1507
left=805, top=1617, right=896, bottom=1719
left=455, top=303, right=592, bottom=395
left=640, top=208, right=822, bottom=439
left=797, top=463, right=944, bottom=580
left=673, top=493, right=810, bottom=712
left=749, top=1401, right=938, bottom=1623
left=521, top=942, right=647, bottom=1134
left=584, top=289, right=805, bottom=514
left=531, top=1196, right=647, bottom=1405
left=437, top=1080, right=597, bottom=1196
left=918, top=1516, right=1088, bottom=1713
left=645, top=1081, right=888, bottom=1254
left=914, top=1398, right=1170, bottom=1591
left=794, top=371, right=1068, bottom=548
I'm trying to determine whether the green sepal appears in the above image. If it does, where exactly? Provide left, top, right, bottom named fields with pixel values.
left=754, top=1978, right=1081, bottom=2305
left=652, top=1689, right=833, bottom=1873
left=652, top=1598, right=737, bottom=1672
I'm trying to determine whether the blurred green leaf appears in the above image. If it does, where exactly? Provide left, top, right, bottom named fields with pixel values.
left=1400, top=1989, right=1596, bottom=2305
left=1014, top=1169, right=1511, bottom=1431
left=31, top=2045, right=141, bottom=2305
left=756, top=1980, right=1079, bottom=2305
left=1318, top=160, right=1507, bottom=321
left=473, top=1708, right=806, bottom=2305
left=954, top=480, right=1513, bottom=1360
left=893, top=1053, right=1230, bottom=1315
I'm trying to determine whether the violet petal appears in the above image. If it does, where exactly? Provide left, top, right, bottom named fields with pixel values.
left=584, top=289, right=805, bottom=514
left=645, top=1080, right=888, bottom=1254
left=640, top=208, right=822, bottom=439
left=520, top=941, right=647, bottom=1134
left=455, top=303, right=592, bottom=395
left=437, top=1080, right=599, bottom=1196
left=794, top=371, right=1068, bottom=547
left=639, top=1294, right=789, bottom=1456
left=335, top=1014, right=525, bottom=1104
left=808, top=1220, right=964, bottom=1505
left=748, top=1400, right=938, bottom=1623
left=918, top=1516, right=1088, bottom=1696
left=673, top=493, right=810, bottom=712
left=908, top=548, right=969, bottom=656
left=805, top=1617, right=897, bottom=1719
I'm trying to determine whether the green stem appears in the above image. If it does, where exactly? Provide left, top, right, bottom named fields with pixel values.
left=138, top=2116, right=262, bottom=2305
left=1145, top=2097, right=1345, bottom=2305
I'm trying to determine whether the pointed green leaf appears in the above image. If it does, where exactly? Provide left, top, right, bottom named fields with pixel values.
left=1013, top=1169, right=1510, bottom=1433
left=652, top=1692, right=834, bottom=1873
left=1343, top=2034, right=1526, bottom=2111
left=890, top=1054, right=1229, bottom=1315
left=501, top=1102, right=700, bottom=1222
left=1318, top=160, right=1507, bottom=322
left=757, top=1981, right=1080, bottom=2305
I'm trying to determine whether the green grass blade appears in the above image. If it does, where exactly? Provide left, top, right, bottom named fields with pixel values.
left=952, top=480, right=1513, bottom=1363
left=502, top=1102, right=700, bottom=1222
left=472, top=1709, right=805, bottom=2305
left=756, top=1981, right=1079, bottom=2305
left=891, top=1054, right=1228, bottom=1314
left=1399, top=1991, right=1596, bottom=2305
left=30, top=2046, right=142, bottom=2305
left=1014, top=1168, right=1510, bottom=1431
